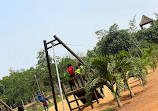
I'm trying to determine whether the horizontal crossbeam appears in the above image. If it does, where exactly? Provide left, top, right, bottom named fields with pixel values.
left=69, top=96, right=85, bottom=103
left=71, top=103, right=89, bottom=110
left=46, top=39, right=56, bottom=45
left=66, top=88, right=85, bottom=96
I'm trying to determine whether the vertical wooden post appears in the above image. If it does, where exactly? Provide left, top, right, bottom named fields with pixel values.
left=80, top=74, right=85, bottom=87
left=44, top=40, right=58, bottom=111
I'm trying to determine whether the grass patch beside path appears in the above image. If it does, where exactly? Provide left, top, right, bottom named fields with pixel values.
left=100, top=105, right=117, bottom=111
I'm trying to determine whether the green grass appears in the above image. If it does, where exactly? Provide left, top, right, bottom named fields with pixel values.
left=100, top=105, right=117, bottom=111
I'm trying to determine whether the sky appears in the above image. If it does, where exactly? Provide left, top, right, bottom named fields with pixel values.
left=0, top=0, right=158, bottom=79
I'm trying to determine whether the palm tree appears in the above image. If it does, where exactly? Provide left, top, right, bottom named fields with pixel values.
left=85, top=56, right=123, bottom=108
left=142, top=46, right=158, bottom=71
left=85, top=49, right=150, bottom=107
left=110, top=51, right=148, bottom=98
left=109, top=51, right=135, bottom=98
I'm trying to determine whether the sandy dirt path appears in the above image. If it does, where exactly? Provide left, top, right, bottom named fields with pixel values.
left=118, top=68, right=158, bottom=111
left=48, top=67, right=158, bottom=111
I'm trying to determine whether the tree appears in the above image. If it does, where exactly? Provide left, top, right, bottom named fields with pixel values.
left=111, top=51, right=147, bottom=98
left=36, top=49, right=55, bottom=91
left=95, top=29, right=108, bottom=40
left=135, top=21, right=158, bottom=44
left=96, top=27, right=132, bottom=55
left=1, top=69, right=34, bottom=108
left=154, top=13, right=158, bottom=19
left=142, top=46, right=158, bottom=71
left=85, top=56, right=123, bottom=107
left=129, top=15, right=138, bottom=33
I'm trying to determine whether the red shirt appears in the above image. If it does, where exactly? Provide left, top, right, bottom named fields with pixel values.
left=43, top=101, right=47, bottom=106
left=67, top=66, right=75, bottom=75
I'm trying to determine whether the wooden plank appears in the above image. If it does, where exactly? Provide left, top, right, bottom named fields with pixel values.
left=66, top=88, right=84, bottom=96
left=73, top=94, right=80, bottom=110
left=69, top=96, right=85, bottom=103
left=71, top=103, right=89, bottom=110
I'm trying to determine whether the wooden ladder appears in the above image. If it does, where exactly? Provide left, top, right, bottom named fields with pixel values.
left=61, top=75, right=99, bottom=111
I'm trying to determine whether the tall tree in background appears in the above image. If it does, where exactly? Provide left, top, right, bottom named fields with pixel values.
left=95, top=24, right=132, bottom=55
left=0, top=68, right=35, bottom=108
left=36, top=50, right=56, bottom=92
left=129, top=15, right=138, bottom=33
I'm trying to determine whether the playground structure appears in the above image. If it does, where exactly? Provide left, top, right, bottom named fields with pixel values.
left=43, top=35, right=103, bottom=111
left=60, top=74, right=103, bottom=111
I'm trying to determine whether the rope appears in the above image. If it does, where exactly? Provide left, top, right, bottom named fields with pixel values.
left=51, top=43, right=65, bottom=111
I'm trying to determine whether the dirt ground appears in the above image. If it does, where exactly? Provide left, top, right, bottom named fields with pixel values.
left=48, top=66, right=158, bottom=111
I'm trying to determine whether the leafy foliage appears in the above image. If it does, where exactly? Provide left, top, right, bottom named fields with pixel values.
left=135, top=20, right=158, bottom=44
left=90, top=24, right=133, bottom=56
left=85, top=56, right=123, bottom=107
left=0, top=50, right=79, bottom=108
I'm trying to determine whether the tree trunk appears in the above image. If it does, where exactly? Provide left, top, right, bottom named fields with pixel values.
left=153, top=63, right=156, bottom=72
left=125, top=79, right=134, bottom=98
left=116, top=95, right=123, bottom=108
left=106, top=82, right=123, bottom=108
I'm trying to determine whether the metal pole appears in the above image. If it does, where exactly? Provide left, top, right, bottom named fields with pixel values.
left=54, top=35, right=84, bottom=65
left=51, top=42, right=65, bottom=111
left=43, top=40, right=58, bottom=111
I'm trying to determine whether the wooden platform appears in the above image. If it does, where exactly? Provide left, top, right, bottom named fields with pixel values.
left=61, top=74, right=102, bottom=111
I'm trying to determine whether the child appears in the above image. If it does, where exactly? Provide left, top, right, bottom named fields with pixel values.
left=78, top=63, right=84, bottom=73
left=75, top=66, right=85, bottom=85
left=67, top=64, right=80, bottom=89
left=66, top=64, right=75, bottom=77
left=64, top=72, right=75, bottom=90
left=41, top=96, right=50, bottom=111
left=64, top=72, right=70, bottom=80
left=37, top=92, right=46, bottom=103
left=75, top=66, right=80, bottom=75
left=43, top=98, right=49, bottom=111
left=37, top=92, right=50, bottom=111
left=77, top=63, right=87, bottom=82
